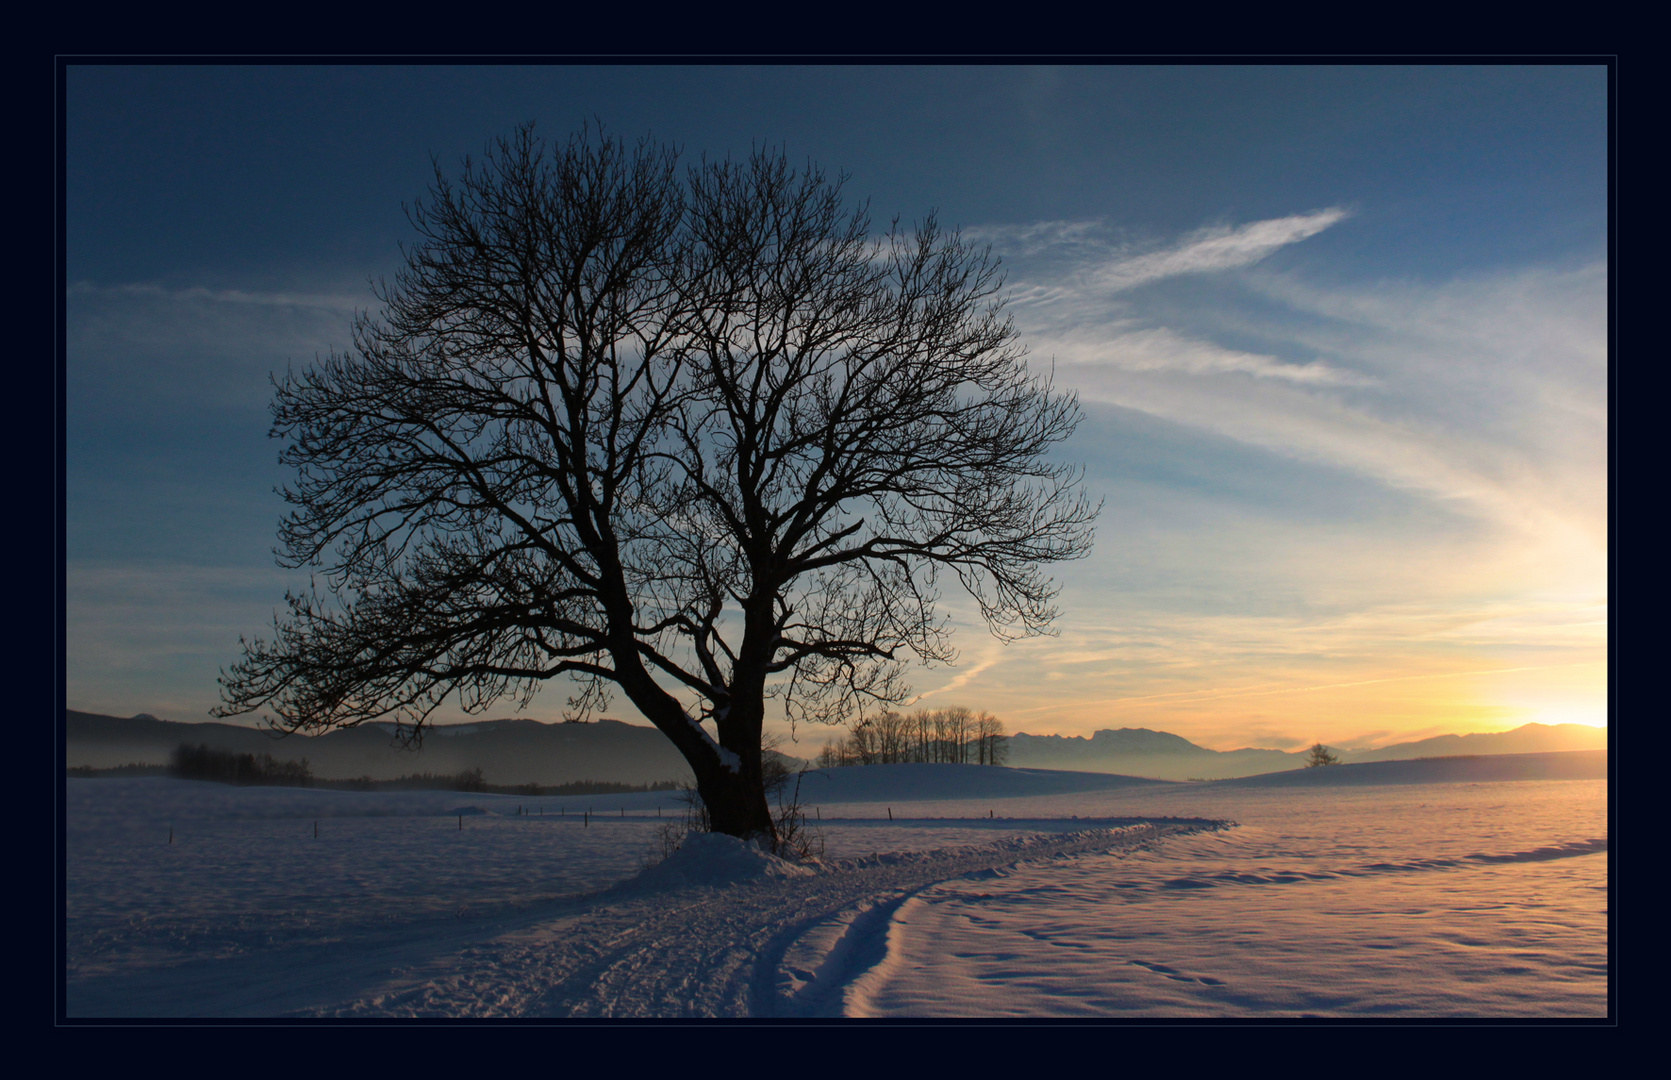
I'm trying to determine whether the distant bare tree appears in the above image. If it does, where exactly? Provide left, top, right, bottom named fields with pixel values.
left=822, top=705, right=1010, bottom=768
left=917, top=710, right=936, bottom=762
left=875, top=710, right=913, bottom=764
left=846, top=717, right=880, bottom=765
left=974, top=711, right=1008, bottom=765
left=816, top=739, right=842, bottom=769
left=949, top=706, right=976, bottom=763
left=216, top=124, right=1098, bottom=847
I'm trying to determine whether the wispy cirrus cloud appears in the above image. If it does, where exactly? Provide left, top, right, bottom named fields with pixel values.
left=987, top=210, right=1603, bottom=557
left=67, top=277, right=367, bottom=414
left=970, top=208, right=1351, bottom=292
left=993, top=210, right=1367, bottom=388
left=64, top=561, right=308, bottom=721
left=1046, top=326, right=1374, bottom=387
left=917, top=213, right=1606, bottom=742
left=963, top=219, right=1111, bottom=258
left=68, top=280, right=364, bottom=311
left=1087, top=208, right=1351, bottom=292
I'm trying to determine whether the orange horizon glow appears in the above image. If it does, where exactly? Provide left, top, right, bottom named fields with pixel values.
left=891, top=653, right=1609, bottom=753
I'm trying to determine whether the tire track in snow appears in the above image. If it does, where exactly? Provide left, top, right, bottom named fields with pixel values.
left=301, top=820, right=1228, bottom=1018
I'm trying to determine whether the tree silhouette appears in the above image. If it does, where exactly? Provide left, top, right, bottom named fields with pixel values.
left=216, top=124, right=1098, bottom=847
left=1305, top=742, right=1340, bottom=767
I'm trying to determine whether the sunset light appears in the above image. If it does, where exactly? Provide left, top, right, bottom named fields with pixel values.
left=66, top=67, right=1607, bottom=756
left=63, top=63, right=1609, bottom=1021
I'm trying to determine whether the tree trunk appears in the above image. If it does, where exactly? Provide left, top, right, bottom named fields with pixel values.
left=694, top=761, right=776, bottom=842
left=706, top=652, right=776, bottom=845
left=613, top=652, right=777, bottom=846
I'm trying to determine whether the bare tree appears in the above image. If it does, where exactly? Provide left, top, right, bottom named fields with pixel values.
left=949, top=706, right=975, bottom=763
left=875, top=710, right=913, bottom=764
left=846, top=717, right=880, bottom=765
left=215, top=124, right=1098, bottom=847
left=911, top=708, right=932, bottom=763
left=816, top=739, right=843, bottom=769
left=974, top=711, right=1008, bottom=765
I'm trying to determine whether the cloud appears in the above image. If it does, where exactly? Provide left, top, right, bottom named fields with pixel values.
left=904, top=215, right=1606, bottom=744
left=969, top=209, right=1350, bottom=293
left=1010, top=247, right=1606, bottom=567
left=67, top=277, right=367, bottom=415
left=1244, top=264, right=1607, bottom=443
left=912, top=640, right=1006, bottom=704
left=64, top=562, right=310, bottom=719
left=1009, top=661, right=1600, bottom=715
left=1050, top=326, right=1374, bottom=386
left=962, top=219, right=1110, bottom=258
left=1088, top=209, right=1350, bottom=292
left=68, top=280, right=364, bottom=312
left=1066, top=365, right=1538, bottom=522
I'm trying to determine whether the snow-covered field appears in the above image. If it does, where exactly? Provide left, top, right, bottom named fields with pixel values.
left=62, top=763, right=1608, bottom=1018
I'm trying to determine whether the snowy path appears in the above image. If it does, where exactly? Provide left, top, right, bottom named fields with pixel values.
left=292, top=821, right=1220, bottom=1018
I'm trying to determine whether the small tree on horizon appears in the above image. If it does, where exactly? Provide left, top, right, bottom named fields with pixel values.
left=214, top=124, right=1098, bottom=849
left=1305, top=742, right=1340, bottom=767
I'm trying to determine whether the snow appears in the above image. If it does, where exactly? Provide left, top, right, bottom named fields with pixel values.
left=688, top=709, right=742, bottom=773
left=62, top=762, right=1608, bottom=1018
left=625, top=833, right=816, bottom=891
left=792, top=761, right=1171, bottom=802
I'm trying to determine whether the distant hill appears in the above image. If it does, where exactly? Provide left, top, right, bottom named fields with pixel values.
left=795, top=751, right=1606, bottom=803
left=1007, top=723, right=1606, bottom=781
left=1344, top=725, right=1608, bottom=762
left=1206, top=749, right=1606, bottom=787
left=64, top=711, right=706, bottom=787
left=67, top=710, right=1606, bottom=785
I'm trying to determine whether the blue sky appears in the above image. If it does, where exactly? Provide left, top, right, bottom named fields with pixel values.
left=63, top=64, right=1608, bottom=751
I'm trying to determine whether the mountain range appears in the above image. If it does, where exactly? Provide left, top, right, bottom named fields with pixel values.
left=1006, top=723, right=1608, bottom=780
left=66, top=710, right=1606, bottom=785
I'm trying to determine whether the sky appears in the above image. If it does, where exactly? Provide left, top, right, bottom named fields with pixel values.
left=62, top=64, right=1609, bottom=752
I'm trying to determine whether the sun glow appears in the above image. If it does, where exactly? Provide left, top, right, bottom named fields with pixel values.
left=939, top=651, right=1609, bottom=750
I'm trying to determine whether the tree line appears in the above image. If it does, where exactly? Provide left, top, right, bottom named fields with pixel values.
left=163, top=744, right=685, bottom=795
left=170, top=743, right=315, bottom=786
left=816, top=706, right=1008, bottom=767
